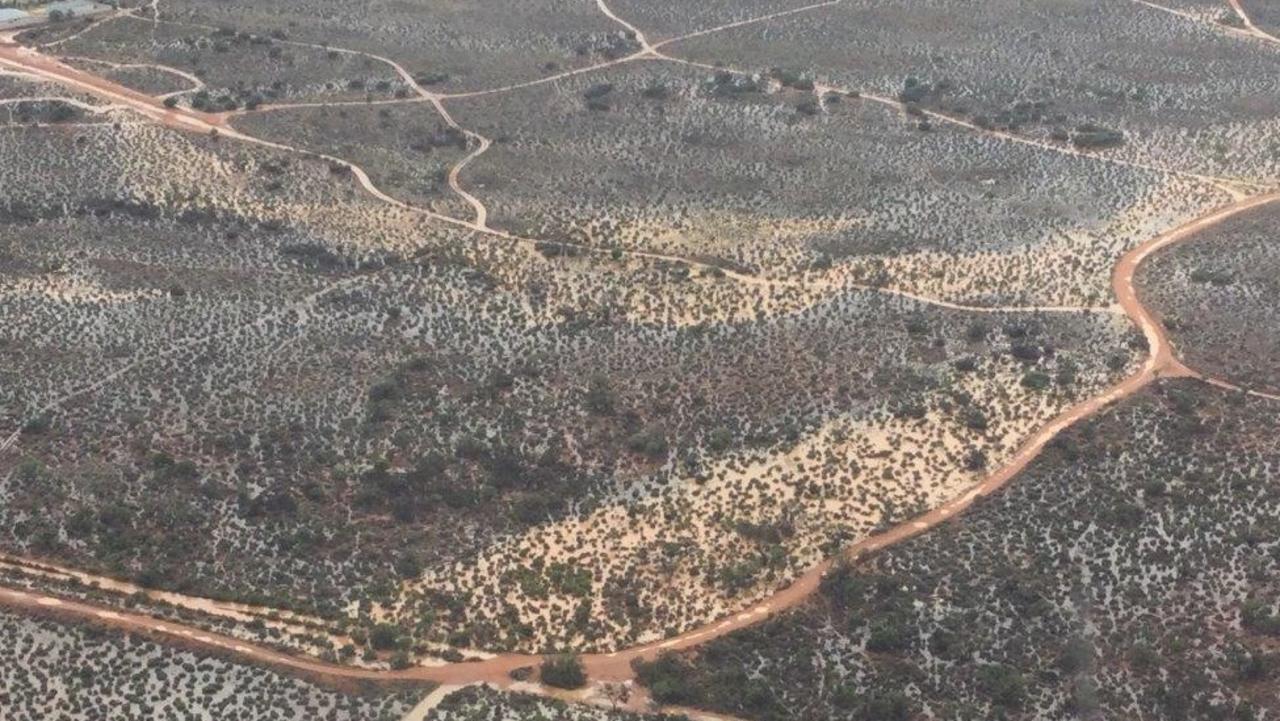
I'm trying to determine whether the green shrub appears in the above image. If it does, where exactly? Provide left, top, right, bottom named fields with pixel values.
left=634, top=653, right=701, bottom=705
left=866, top=614, right=914, bottom=653
left=979, top=664, right=1026, bottom=708
left=627, top=428, right=669, bottom=458
left=1021, top=371, right=1051, bottom=390
left=368, top=623, right=403, bottom=651
left=540, top=654, right=587, bottom=689
left=1071, top=123, right=1125, bottom=149
left=858, top=690, right=916, bottom=721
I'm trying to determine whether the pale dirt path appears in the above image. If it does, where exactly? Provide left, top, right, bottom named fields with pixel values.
left=817, top=70, right=1256, bottom=197
left=1228, top=0, right=1280, bottom=44
left=232, top=1, right=843, bottom=107
left=594, top=0, right=654, bottom=51
left=439, top=54, right=657, bottom=100
left=1127, top=0, right=1280, bottom=48
left=34, top=7, right=132, bottom=50
left=0, top=40, right=1109, bottom=466
left=208, top=0, right=844, bottom=230
left=424, top=96, right=492, bottom=227
left=1127, top=0, right=1258, bottom=39
left=0, top=34, right=1104, bottom=314
left=101, top=10, right=496, bottom=224
left=398, top=685, right=462, bottom=721
left=1, top=14, right=1279, bottom=720
left=59, top=54, right=206, bottom=97
left=0, top=94, right=127, bottom=114
left=649, top=0, right=843, bottom=50
left=590, top=0, right=1261, bottom=196
left=1198, top=374, right=1280, bottom=402
left=0, top=554, right=344, bottom=642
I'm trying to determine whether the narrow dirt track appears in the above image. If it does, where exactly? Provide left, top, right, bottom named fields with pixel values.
left=1, top=20, right=1279, bottom=718
left=0, top=42, right=225, bottom=131
left=1228, top=0, right=1280, bottom=44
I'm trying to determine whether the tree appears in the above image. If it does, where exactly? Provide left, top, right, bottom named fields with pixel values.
left=602, top=682, right=630, bottom=710
left=20, top=415, right=50, bottom=436
left=627, top=427, right=669, bottom=458
left=707, top=426, right=733, bottom=452
left=540, top=653, right=587, bottom=689
left=979, top=664, right=1026, bottom=708
left=857, top=691, right=916, bottom=721
left=633, top=653, right=700, bottom=704
left=585, top=374, right=615, bottom=415
left=368, top=623, right=402, bottom=651
left=1021, top=370, right=1051, bottom=390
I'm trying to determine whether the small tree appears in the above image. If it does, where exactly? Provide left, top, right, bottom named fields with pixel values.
left=540, top=653, right=587, bottom=689
left=633, top=653, right=700, bottom=705
left=368, top=623, right=402, bottom=651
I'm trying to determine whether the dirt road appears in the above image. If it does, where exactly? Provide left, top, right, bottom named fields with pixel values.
left=0, top=41, right=225, bottom=132
left=3, top=175, right=1274, bottom=692
left=1228, top=0, right=1280, bottom=44
left=0, top=19, right=1278, bottom=718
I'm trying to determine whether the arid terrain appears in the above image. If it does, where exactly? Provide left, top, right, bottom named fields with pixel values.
left=0, top=0, right=1277, bottom=718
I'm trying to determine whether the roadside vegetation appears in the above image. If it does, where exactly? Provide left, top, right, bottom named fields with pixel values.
left=640, top=381, right=1280, bottom=720
left=0, top=611, right=419, bottom=721
left=1139, top=201, right=1280, bottom=396
left=0, top=0, right=1277, bottom=712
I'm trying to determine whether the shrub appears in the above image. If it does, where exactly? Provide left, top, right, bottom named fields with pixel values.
left=1010, top=343, right=1043, bottom=362
left=627, top=428, right=669, bottom=458
left=1242, top=599, right=1280, bottom=636
left=20, top=415, right=50, bottom=435
left=634, top=653, right=701, bottom=705
left=1058, top=636, right=1094, bottom=673
left=1189, top=268, right=1234, bottom=286
left=979, top=664, right=1026, bottom=708
left=857, top=691, right=916, bottom=721
left=547, top=562, right=592, bottom=597
left=540, top=654, right=587, bottom=689
left=963, top=408, right=989, bottom=431
left=965, top=449, right=988, bottom=471
left=582, top=83, right=614, bottom=100
left=641, top=83, right=669, bottom=100
left=1072, top=123, right=1125, bottom=149
left=707, top=426, right=733, bottom=452
left=898, top=76, right=930, bottom=103
left=866, top=614, right=914, bottom=653
left=1021, top=371, right=1051, bottom=390
left=368, top=623, right=402, bottom=651
left=585, top=374, right=615, bottom=415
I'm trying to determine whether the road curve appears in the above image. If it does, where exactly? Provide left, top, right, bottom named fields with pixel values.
left=0, top=42, right=225, bottom=132
left=2, top=175, right=1274, bottom=692
left=1, top=26, right=1279, bottom=717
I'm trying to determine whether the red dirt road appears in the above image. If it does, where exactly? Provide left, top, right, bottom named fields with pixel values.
left=0, top=40, right=227, bottom=132
left=0, top=26, right=1278, bottom=714
left=3, top=186, right=1275, bottom=692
